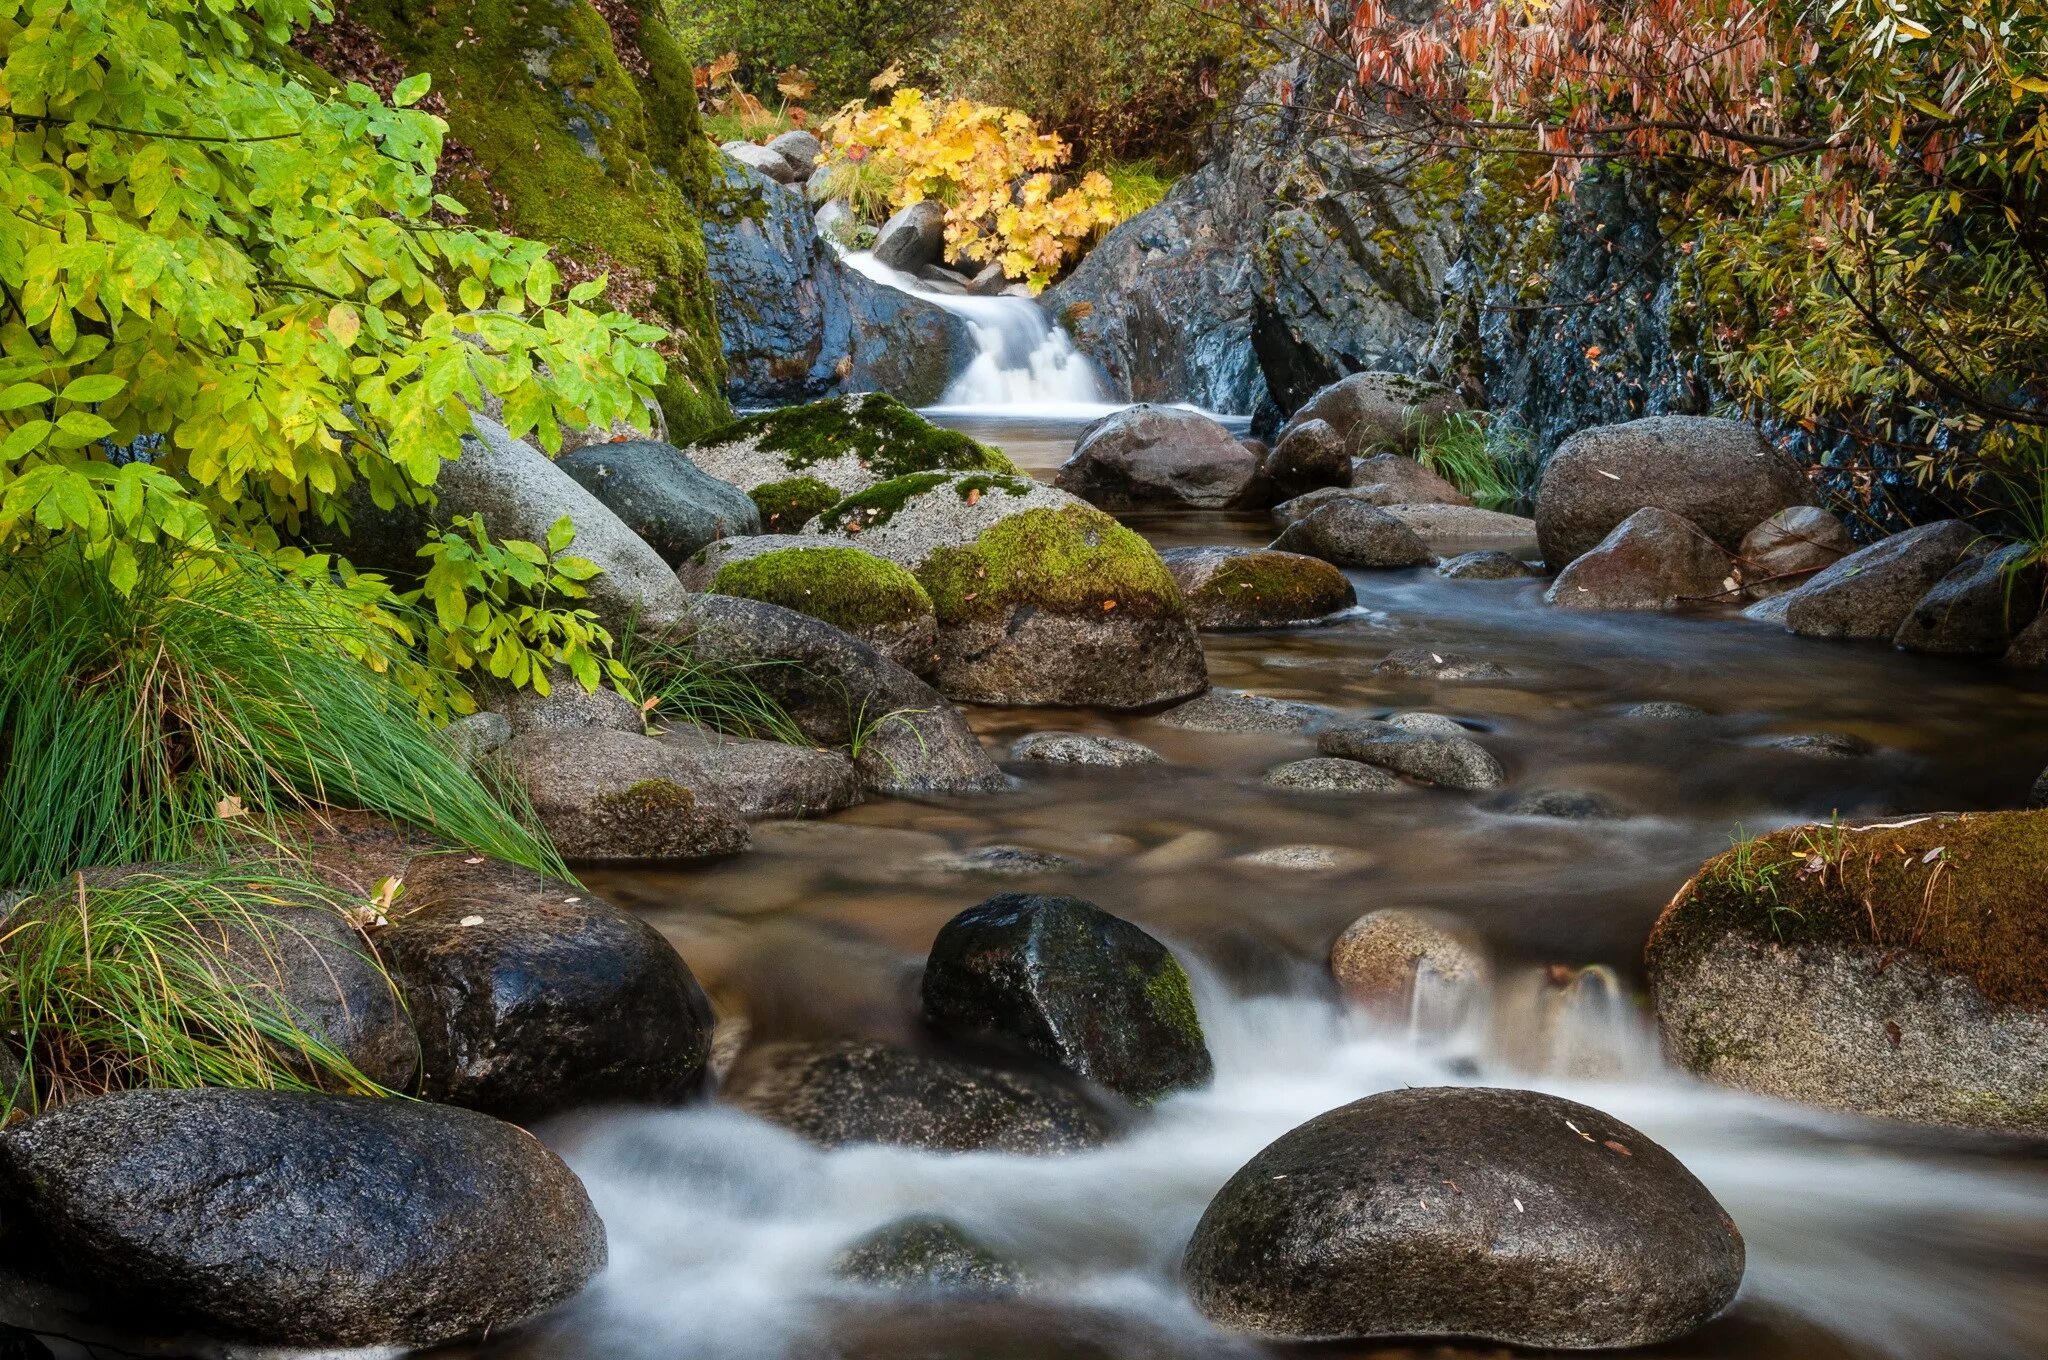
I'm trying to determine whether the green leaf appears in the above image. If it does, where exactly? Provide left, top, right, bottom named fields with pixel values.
left=59, top=374, right=125, bottom=403
left=0, top=383, right=54, bottom=412
left=393, top=73, right=432, bottom=107
left=56, top=411, right=116, bottom=441
left=545, top=516, right=576, bottom=555
left=0, top=421, right=52, bottom=463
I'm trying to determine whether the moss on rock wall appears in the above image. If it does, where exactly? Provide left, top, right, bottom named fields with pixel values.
left=300, top=0, right=730, bottom=439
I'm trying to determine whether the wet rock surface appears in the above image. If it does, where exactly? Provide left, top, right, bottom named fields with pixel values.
left=1182, top=1086, right=1744, bottom=1346
left=1546, top=507, right=1739, bottom=611
left=1316, top=718, right=1507, bottom=790
left=1894, top=543, right=2041, bottom=656
left=1156, top=688, right=1323, bottom=732
left=1738, top=506, right=1853, bottom=599
left=657, top=723, right=864, bottom=821
left=1263, top=757, right=1403, bottom=794
left=1270, top=499, right=1435, bottom=569
left=1436, top=549, right=1541, bottom=580
left=1161, top=546, right=1355, bottom=630
left=1010, top=732, right=1163, bottom=767
left=832, top=1216, right=1023, bottom=1293
left=1056, top=406, right=1265, bottom=510
left=498, top=727, right=751, bottom=863
left=1765, top=520, right=1978, bottom=640
left=1329, top=909, right=1490, bottom=1015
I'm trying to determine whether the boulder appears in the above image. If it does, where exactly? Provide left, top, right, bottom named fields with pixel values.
left=1649, top=810, right=2048, bottom=1133
left=1010, top=732, right=1163, bottom=767
left=1156, top=688, right=1322, bottom=733
left=1379, top=503, right=1540, bottom=553
left=802, top=474, right=1207, bottom=708
left=1055, top=405, right=1265, bottom=510
left=1182, top=1087, right=1744, bottom=1347
left=555, top=440, right=762, bottom=566
left=493, top=673, right=645, bottom=735
left=1261, top=419, right=1351, bottom=498
left=1263, top=757, right=1402, bottom=794
left=1763, top=520, right=1978, bottom=640
left=440, top=709, right=512, bottom=765
left=1230, top=844, right=1375, bottom=875
left=1316, top=718, right=1506, bottom=791
left=677, top=537, right=939, bottom=673
left=2004, top=612, right=2048, bottom=668
left=1436, top=549, right=1541, bottom=580
left=766, top=129, right=823, bottom=176
left=722, top=141, right=800, bottom=184
left=721, top=1040, right=1108, bottom=1153
left=1278, top=372, right=1463, bottom=455
left=1535, top=416, right=1812, bottom=566
left=0, top=1089, right=604, bottom=1348
left=922, top=894, right=1213, bottom=1104
left=1270, top=485, right=1376, bottom=527
left=684, top=394, right=1017, bottom=503
left=1544, top=507, right=1740, bottom=611
left=1737, top=506, right=1853, bottom=599
left=1270, top=500, right=1434, bottom=569
left=1348, top=452, right=1472, bottom=506
left=1329, top=909, right=1490, bottom=1016
left=1894, top=542, right=2039, bottom=656
left=1161, top=547, right=1355, bottom=630
left=874, top=200, right=948, bottom=272
left=495, top=727, right=750, bottom=863
left=658, top=593, right=1007, bottom=795
left=833, top=1216, right=1022, bottom=1293
left=657, top=723, right=864, bottom=821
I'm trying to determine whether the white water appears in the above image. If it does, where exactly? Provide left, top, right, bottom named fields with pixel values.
left=541, top=962, right=2048, bottom=1360
left=837, top=250, right=1118, bottom=416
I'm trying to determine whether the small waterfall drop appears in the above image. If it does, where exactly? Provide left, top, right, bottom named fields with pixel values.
left=837, top=249, right=1111, bottom=413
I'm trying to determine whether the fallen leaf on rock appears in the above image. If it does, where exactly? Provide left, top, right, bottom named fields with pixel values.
left=460, top=914, right=485, bottom=927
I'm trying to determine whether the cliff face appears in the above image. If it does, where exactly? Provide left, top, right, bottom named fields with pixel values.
left=296, top=0, right=731, bottom=439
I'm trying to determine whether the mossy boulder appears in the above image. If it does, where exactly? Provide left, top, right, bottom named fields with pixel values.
left=1648, top=810, right=2048, bottom=1132
left=751, top=475, right=841, bottom=533
left=921, top=894, right=1214, bottom=1105
left=1160, top=546, right=1355, bottom=630
left=801, top=474, right=1207, bottom=707
left=301, top=0, right=729, bottom=438
left=684, top=394, right=1017, bottom=502
left=676, top=538, right=937, bottom=673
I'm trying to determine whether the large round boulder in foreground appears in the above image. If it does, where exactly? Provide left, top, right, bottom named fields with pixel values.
left=1056, top=405, right=1265, bottom=510
left=1649, top=810, right=2048, bottom=1133
left=0, top=1088, right=604, bottom=1348
left=922, top=894, right=1213, bottom=1104
left=1183, top=1086, right=1744, bottom=1347
left=1535, top=416, right=1811, bottom=566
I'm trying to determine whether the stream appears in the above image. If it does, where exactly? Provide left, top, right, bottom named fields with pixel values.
left=468, top=402, right=2048, bottom=1360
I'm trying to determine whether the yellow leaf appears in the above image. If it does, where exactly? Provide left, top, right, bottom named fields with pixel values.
left=327, top=304, right=361, bottom=346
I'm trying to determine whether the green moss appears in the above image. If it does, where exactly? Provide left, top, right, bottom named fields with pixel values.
left=950, top=472, right=1036, bottom=501
left=1648, top=810, right=2048, bottom=1010
left=815, top=472, right=952, bottom=533
left=1139, top=961, right=1205, bottom=1050
left=918, top=505, right=1187, bottom=624
left=600, top=778, right=695, bottom=814
left=321, top=0, right=730, bottom=439
left=1190, top=553, right=1347, bottom=617
left=693, top=394, right=1017, bottom=479
left=750, top=476, right=840, bottom=533
left=711, top=547, right=932, bottom=633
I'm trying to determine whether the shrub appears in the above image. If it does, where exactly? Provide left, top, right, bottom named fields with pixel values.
left=669, top=0, right=951, bottom=105
left=0, top=544, right=558, bottom=892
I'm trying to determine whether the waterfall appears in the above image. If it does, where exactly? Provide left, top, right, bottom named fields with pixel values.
left=836, top=250, right=1111, bottom=413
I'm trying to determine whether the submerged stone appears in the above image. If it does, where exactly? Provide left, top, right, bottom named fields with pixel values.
left=832, top=1215, right=1022, bottom=1294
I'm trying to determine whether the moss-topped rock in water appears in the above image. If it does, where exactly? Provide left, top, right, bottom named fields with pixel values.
left=1160, top=546, right=1356, bottom=630
left=300, top=0, right=729, bottom=438
left=794, top=473, right=1205, bottom=707
left=684, top=394, right=1018, bottom=501
left=676, top=537, right=938, bottom=673
left=1648, top=810, right=2048, bottom=1133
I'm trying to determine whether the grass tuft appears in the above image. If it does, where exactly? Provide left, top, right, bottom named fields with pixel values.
left=1412, top=410, right=1541, bottom=513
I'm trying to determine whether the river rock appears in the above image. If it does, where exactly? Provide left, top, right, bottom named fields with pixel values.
left=766, top=130, right=822, bottom=177
left=922, top=894, right=1213, bottom=1103
left=555, top=439, right=762, bottom=566
left=1182, top=1086, right=1744, bottom=1346
left=874, top=200, right=948, bottom=272
left=1010, top=732, right=1163, bottom=767
left=1738, top=506, right=1853, bottom=599
left=1380, top=503, right=1540, bottom=553
left=1545, top=507, right=1740, bottom=611
left=723, top=140, right=801, bottom=183
left=1894, top=542, right=2040, bottom=656
left=833, top=1216, right=1021, bottom=1293
left=678, top=537, right=939, bottom=673
left=1651, top=810, right=2048, bottom=1132
left=1156, top=688, right=1323, bottom=732
left=658, top=593, right=1007, bottom=795
left=1055, top=405, right=1265, bottom=510
left=1535, top=416, right=1812, bottom=566
left=1279, top=371, right=1464, bottom=455
left=801, top=473, right=1207, bottom=708
left=721, top=1040, right=1108, bottom=1153
left=2007, top=612, right=2048, bottom=668
left=1349, top=452, right=1472, bottom=506
left=0, top=1088, right=604, bottom=1348
left=495, top=727, right=750, bottom=862
left=494, top=673, right=645, bottom=735
left=1161, top=547, right=1355, bottom=629
left=1263, top=757, right=1402, bottom=793
left=1493, top=787, right=1628, bottom=819
left=1316, top=718, right=1505, bottom=790
left=1762, top=520, right=1978, bottom=640
left=440, top=709, right=512, bottom=765
left=1261, top=418, right=1351, bottom=498
left=685, top=393, right=1018, bottom=503
left=1270, top=499, right=1434, bottom=568
left=1370, top=647, right=1511, bottom=681
left=1329, top=909, right=1489, bottom=1015
left=1763, top=731, right=1873, bottom=759
left=1623, top=700, right=1710, bottom=720
left=657, top=722, right=864, bottom=820
left=1437, top=549, right=1541, bottom=580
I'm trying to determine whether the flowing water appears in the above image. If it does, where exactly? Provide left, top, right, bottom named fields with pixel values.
left=480, top=411, right=2048, bottom=1360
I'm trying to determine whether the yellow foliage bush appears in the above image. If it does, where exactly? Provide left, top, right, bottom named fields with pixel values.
left=821, top=89, right=1118, bottom=291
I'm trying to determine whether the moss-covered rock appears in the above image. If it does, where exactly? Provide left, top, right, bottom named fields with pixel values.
left=299, top=0, right=730, bottom=438
left=676, top=537, right=938, bottom=673
left=685, top=394, right=1018, bottom=502
left=1648, top=810, right=2048, bottom=1132
left=1160, top=546, right=1356, bottom=630
left=750, top=476, right=841, bottom=533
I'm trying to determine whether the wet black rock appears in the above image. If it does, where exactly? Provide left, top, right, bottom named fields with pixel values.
left=1270, top=499, right=1434, bottom=569
left=922, top=894, right=1213, bottom=1104
left=0, top=1088, right=604, bottom=1348
left=1316, top=719, right=1506, bottom=791
left=1894, top=543, right=2041, bottom=657
left=1182, top=1086, right=1744, bottom=1347
left=832, top=1215, right=1022, bottom=1293
left=1056, top=406, right=1265, bottom=510
left=721, top=1040, right=1108, bottom=1153
left=1760, top=520, right=1977, bottom=640
left=556, top=440, right=761, bottom=566
left=372, top=848, right=717, bottom=1122
left=1436, top=549, right=1541, bottom=581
